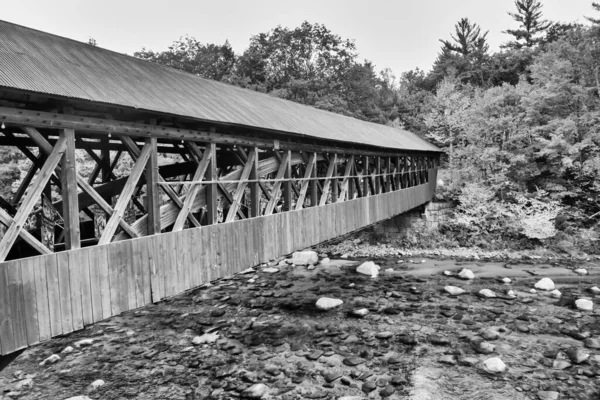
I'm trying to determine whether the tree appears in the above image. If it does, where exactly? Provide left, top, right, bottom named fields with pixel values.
left=135, top=37, right=236, bottom=81
left=586, top=2, right=600, bottom=24
left=440, top=18, right=489, bottom=56
left=87, top=37, right=98, bottom=46
left=503, top=0, right=551, bottom=49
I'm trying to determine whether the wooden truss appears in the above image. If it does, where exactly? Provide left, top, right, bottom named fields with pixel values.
left=0, top=108, right=439, bottom=262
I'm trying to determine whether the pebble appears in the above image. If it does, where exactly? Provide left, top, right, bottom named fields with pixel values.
left=458, top=268, right=475, bottom=280
left=316, top=297, right=343, bottom=311
left=192, top=332, right=219, bottom=345
left=242, top=383, right=269, bottom=398
left=61, top=346, right=74, bottom=354
left=262, top=267, right=280, bottom=274
left=478, top=289, right=496, bottom=298
left=584, top=338, right=600, bottom=349
left=376, top=331, right=394, bottom=339
left=380, top=386, right=396, bottom=397
left=90, top=379, right=105, bottom=389
left=565, top=347, right=589, bottom=364
left=352, top=308, right=369, bottom=318
left=590, top=286, right=600, bottom=295
left=501, top=277, right=512, bottom=284
left=439, top=355, right=456, bottom=365
left=320, top=257, right=331, bottom=264
left=534, top=278, right=555, bottom=291
left=483, top=357, right=506, bottom=373
left=362, top=381, right=377, bottom=393
left=537, top=391, right=559, bottom=400
left=39, top=354, right=60, bottom=366
left=74, top=338, right=94, bottom=348
left=573, top=268, right=588, bottom=276
left=575, top=299, right=593, bottom=311
left=292, top=250, right=318, bottom=266
left=343, top=357, right=366, bottom=366
left=356, top=261, right=380, bottom=278
left=444, top=286, right=466, bottom=296
left=550, top=289, right=561, bottom=299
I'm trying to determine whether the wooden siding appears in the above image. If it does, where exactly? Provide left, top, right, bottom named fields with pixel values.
left=0, top=170, right=436, bottom=355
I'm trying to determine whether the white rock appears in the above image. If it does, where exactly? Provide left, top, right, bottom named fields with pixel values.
left=352, top=308, right=369, bottom=317
left=507, top=290, right=516, bottom=298
left=458, top=268, right=475, bottom=280
left=39, top=354, right=60, bottom=366
left=292, top=250, right=319, bottom=266
left=90, top=379, right=105, bottom=389
left=501, top=277, right=511, bottom=284
left=307, top=265, right=316, bottom=271
left=478, top=289, right=496, bottom=298
left=589, top=286, right=600, bottom=295
left=192, top=332, right=219, bottom=345
left=340, top=253, right=349, bottom=259
left=240, top=268, right=255, bottom=274
left=534, top=278, right=555, bottom=291
left=444, top=286, right=466, bottom=296
left=384, top=268, right=394, bottom=273
left=316, top=297, right=343, bottom=311
left=575, top=299, right=594, bottom=311
left=320, top=257, right=331, bottom=264
left=483, top=357, right=506, bottom=373
left=550, top=290, right=562, bottom=299
left=242, top=383, right=269, bottom=398
left=74, top=338, right=94, bottom=348
left=14, top=378, right=34, bottom=390
left=574, top=268, right=588, bottom=276
left=530, top=289, right=537, bottom=294
left=262, top=267, right=279, bottom=274
left=356, top=261, right=380, bottom=278
left=61, top=346, right=74, bottom=354
left=443, top=270, right=454, bottom=276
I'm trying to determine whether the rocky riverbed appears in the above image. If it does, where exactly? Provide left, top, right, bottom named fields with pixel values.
left=1, top=250, right=599, bottom=400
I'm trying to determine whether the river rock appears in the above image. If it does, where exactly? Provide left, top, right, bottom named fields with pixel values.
left=550, top=290, right=561, bottom=299
left=262, top=267, right=279, bottom=274
left=458, top=268, right=475, bottom=280
left=478, top=289, right=496, bottom=298
left=575, top=299, right=593, bottom=311
left=242, top=383, right=269, bottom=398
left=584, top=338, right=600, bottom=349
left=74, top=338, right=94, bottom=348
left=192, top=332, right=219, bottom=345
left=292, top=251, right=318, bottom=266
left=566, top=347, right=589, bottom=364
left=573, top=268, right=588, bottom=276
left=90, top=380, right=105, bottom=389
left=444, top=286, right=466, bottom=296
left=501, top=277, right=512, bottom=284
left=590, top=286, right=600, bottom=295
left=473, top=341, right=495, bottom=354
left=352, top=308, right=369, bottom=318
left=483, top=357, right=506, bottom=373
left=320, top=257, right=331, bottom=264
left=537, top=391, right=559, bottom=400
left=316, top=297, right=343, bottom=311
left=356, top=261, right=380, bottom=278
left=534, top=278, right=555, bottom=291
left=39, top=354, right=60, bottom=366
left=552, top=360, right=571, bottom=370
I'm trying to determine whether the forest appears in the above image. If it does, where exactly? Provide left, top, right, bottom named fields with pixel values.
left=3, top=0, right=599, bottom=254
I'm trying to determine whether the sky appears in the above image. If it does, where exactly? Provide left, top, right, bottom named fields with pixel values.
left=3, top=0, right=595, bottom=77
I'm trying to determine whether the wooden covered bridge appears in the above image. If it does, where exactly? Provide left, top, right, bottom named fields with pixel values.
left=0, top=20, right=441, bottom=355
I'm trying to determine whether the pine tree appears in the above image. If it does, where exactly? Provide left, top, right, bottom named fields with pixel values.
left=586, top=2, right=600, bottom=24
left=503, top=0, right=551, bottom=49
left=440, top=18, right=489, bottom=56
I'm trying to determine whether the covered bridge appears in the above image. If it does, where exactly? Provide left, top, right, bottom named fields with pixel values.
left=0, top=20, right=442, bottom=355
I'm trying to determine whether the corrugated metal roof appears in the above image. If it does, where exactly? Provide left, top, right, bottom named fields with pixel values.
left=0, top=20, right=440, bottom=153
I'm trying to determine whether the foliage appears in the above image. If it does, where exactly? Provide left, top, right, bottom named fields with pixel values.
left=503, top=0, right=551, bottom=49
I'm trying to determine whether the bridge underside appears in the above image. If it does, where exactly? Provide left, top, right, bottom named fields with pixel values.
left=0, top=106, right=439, bottom=355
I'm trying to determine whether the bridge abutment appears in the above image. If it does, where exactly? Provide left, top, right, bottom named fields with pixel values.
left=371, top=200, right=455, bottom=236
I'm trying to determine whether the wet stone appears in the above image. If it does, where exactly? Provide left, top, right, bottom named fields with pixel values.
left=362, top=381, right=377, bottom=393
left=343, top=357, right=367, bottom=366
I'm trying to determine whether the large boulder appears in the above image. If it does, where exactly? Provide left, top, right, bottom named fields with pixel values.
left=575, top=299, right=594, bottom=311
left=356, top=261, right=380, bottom=278
left=292, top=251, right=319, bottom=266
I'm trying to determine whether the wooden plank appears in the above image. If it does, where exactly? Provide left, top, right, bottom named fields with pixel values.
left=0, top=136, right=67, bottom=261
left=33, top=256, right=51, bottom=341
left=0, top=262, right=15, bottom=354
left=146, top=137, right=161, bottom=235
left=44, top=254, right=62, bottom=337
left=295, top=152, right=317, bottom=210
left=147, top=235, right=162, bottom=303
left=108, top=242, right=123, bottom=316
left=319, top=154, right=337, bottom=206
left=67, top=249, right=84, bottom=331
left=337, top=156, right=354, bottom=202
left=264, top=151, right=291, bottom=216
left=55, top=252, right=73, bottom=334
left=78, top=248, right=93, bottom=326
left=133, top=238, right=149, bottom=306
left=61, top=129, right=81, bottom=250
left=206, top=143, right=218, bottom=225
left=99, top=143, right=152, bottom=245
left=5, top=260, right=27, bottom=352
left=0, top=208, right=52, bottom=257
left=124, top=240, right=136, bottom=311
left=87, top=245, right=105, bottom=322
left=20, top=257, right=40, bottom=345
left=225, top=148, right=256, bottom=222
left=249, top=147, right=261, bottom=218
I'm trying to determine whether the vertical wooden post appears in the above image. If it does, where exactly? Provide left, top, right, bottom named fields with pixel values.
left=348, top=162, right=355, bottom=200
left=310, top=152, right=318, bottom=206
left=283, top=151, right=292, bottom=211
left=363, top=156, right=370, bottom=196
left=375, top=157, right=381, bottom=194
left=206, top=142, right=218, bottom=225
left=331, top=160, right=339, bottom=203
left=145, top=137, right=160, bottom=235
left=386, top=157, right=392, bottom=192
left=61, top=129, right=80, bottom=250
left=250, top=147, right=260, bottom=217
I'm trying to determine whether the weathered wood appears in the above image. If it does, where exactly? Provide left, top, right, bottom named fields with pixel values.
left=264, top=151, right=290, bottom=216
left=173, top=143, right=212, bottom=231
left=225, top=148, right=256, bottom=222
left=145, top=137, right=160, bottom=235
left=60, top=129, right=81, bottom=250
left=295, top=152, right=316, bottom=211
left=282, top=151, right=293, bottom=212
left=0, top=136, right=67, bottom=261
left=206, top=142, right=218, bottom=225
left=337, top=156, right=354, bottom=202
left=0, top=208, right=52, bottom=256
left=99, top=143, right=152, bottom=245
left=319, top=154, right=337, bottom=206
left=249, top=147, right=260, bottom=218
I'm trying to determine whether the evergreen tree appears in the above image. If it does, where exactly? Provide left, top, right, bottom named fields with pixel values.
left=586, top=2, right=600, bottom=24
left=440, top=18, right=489, bottom=56
left=503, top=0, right=551, bottom=49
